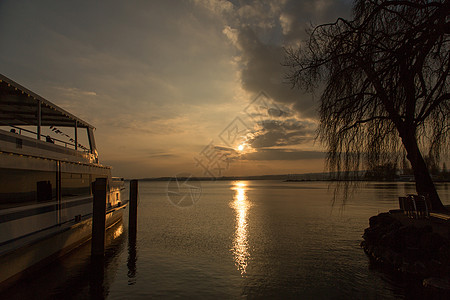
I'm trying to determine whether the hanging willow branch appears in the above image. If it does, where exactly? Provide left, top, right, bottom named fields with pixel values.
left=284, top=0, right=449, bottom=210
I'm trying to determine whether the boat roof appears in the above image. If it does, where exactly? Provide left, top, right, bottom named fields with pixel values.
left=0, top=73, right=94, bottom=129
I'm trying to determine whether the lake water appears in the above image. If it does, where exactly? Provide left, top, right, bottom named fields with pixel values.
left=2, top=180, right=450, bottom=299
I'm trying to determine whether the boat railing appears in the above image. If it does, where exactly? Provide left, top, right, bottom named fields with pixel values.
left=0, top=126, right=99, bottom=164
left=3, top=123, right=89, bottom=153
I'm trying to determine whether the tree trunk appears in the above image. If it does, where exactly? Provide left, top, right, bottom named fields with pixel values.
left=400, top=130, right=446, bottom=212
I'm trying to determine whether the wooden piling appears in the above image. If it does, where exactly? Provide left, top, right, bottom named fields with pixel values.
left=91, top=178, right=107, bottom=257
left=127, top=229, right=137, bottom=284
left=129, top=180, right=138, bottom=234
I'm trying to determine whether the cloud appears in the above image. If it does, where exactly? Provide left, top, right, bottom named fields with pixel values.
left=279, top=13, right=293, bottom=35
left=194, top=0, right=352, bottom=118
left=244, top=148, right=325, bottom=161
left=248, top=118, right=316, bottom=148
left=53, top=86, right=97, bottom=97
left=191, top=0, right=234, bottom=16
left=222, top=25, right=240, bottom=48
left=147, top=153, right=178, bottom=159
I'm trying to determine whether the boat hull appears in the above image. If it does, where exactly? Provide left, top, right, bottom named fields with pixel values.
left=0, top=203, right=127, bottom=289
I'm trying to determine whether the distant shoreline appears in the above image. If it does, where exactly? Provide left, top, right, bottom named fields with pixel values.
left=126, top=176, right=450, bottom=183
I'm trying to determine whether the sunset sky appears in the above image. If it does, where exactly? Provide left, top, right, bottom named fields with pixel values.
left=0, top=0, right=352, bottom=178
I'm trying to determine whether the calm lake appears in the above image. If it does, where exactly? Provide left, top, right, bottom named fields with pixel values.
left=2, top=180, right=450, bottom=299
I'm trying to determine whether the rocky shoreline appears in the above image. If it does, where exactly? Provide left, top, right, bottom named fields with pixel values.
left=361, top=212, right=450, bottom=292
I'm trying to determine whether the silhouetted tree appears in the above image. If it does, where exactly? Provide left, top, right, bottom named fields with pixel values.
left=401, top=156, right=413, bottom=175
left=285, top=0, right=449, bottom=211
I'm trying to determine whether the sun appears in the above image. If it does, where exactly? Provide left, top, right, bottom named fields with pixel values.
left=237, top=144, right=245, bottom=151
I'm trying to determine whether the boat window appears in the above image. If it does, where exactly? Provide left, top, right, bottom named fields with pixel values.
left=61, top=173, right=91, bottom=199
left=0, top=168, right=56, bottom=210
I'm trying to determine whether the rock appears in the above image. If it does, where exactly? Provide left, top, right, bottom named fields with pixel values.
left=423, top=277, right=450, bottom=292
left=399, top=226, right=421, bottom=248
left=438, top=244, right=450, bottom=266
left=379, top=229, right=402, bottom=252
left=369, top=212, right=396, bottom=227
left=413, top=261, right=427, bottom=274
left=404, top=247, right=423, bottom=263
left=362, top=212, right=450, bottom=280
left=424, top=259, right=442, bottom=277
left=419, top=232, right=444, bottom=258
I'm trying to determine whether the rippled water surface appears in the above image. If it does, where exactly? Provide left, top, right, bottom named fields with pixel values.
left=3, top=181, right=450, bottom=299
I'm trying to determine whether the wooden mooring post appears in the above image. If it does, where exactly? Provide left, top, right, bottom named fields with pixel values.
left=129, top=180, right=138, bottom=235
left=91, top=178, right=107, bottom=257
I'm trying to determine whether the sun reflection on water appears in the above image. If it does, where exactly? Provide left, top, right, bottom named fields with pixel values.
left=230, top=181, right=251, bottom=275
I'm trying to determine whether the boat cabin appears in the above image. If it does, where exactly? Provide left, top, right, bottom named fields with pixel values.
left=0, top=74, right=98, bottom=164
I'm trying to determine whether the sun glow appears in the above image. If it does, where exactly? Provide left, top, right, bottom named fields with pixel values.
left=235, top=142, right=256, bottom=155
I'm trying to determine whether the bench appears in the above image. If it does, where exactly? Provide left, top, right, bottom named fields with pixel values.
left=429, top=212, right=450, bottom=222
left=398, top=195, right=430, bottom=219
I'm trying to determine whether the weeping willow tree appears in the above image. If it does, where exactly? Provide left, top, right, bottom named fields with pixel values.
left=285, top=0, right=449, bottom=211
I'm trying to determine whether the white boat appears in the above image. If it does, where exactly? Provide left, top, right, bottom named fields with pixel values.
left=0, top=74, right=127, bottom=287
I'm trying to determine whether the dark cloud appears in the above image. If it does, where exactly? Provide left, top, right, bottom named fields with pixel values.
left=223, top=0, right=352, bottom=118
left=237, top=27, right=318, bottom=118
left=243, top=90, right=295, bottom=123
left=249, top=118, right=316, bottom=148
left=244, top=149, right=324, bottom=161
left=214, top=145, right=235, bottom=152
left=213, top=145, right=241, bottom=163
left=281, top=0, right=353, bottom=41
